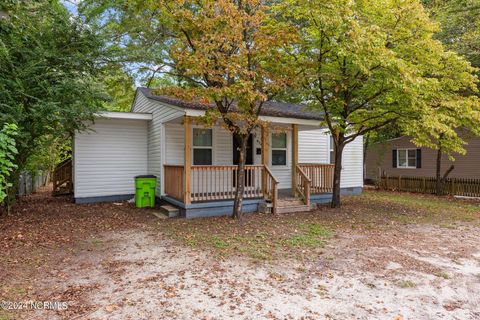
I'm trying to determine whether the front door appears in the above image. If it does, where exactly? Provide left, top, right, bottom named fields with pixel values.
left=233, top=135, right=254, bottom=187
left=233, top=135, right=253, bottom=165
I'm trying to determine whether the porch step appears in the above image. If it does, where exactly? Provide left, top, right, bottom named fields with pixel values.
left=264, top=197, right=314, bottom=214
left=159, top=205, right=179, bottom=218
left=277, top=199, right=304, bottom=207
left=276, top=204, right=311, bottom=214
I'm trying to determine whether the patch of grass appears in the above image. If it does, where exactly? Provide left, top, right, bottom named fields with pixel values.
left=317, top=284, right=329, bottom=297
left=208, top=235, right=229, bottom=249
left=365, top=282, right=376, bottom=289
left=438, top=223, right=458, bottom=229
left=396, top=280, right=417, bottom=288
left=306, top=223, right=334, bottom=237
left=359, top=191, right=480, bottom=226
left=283, top=223, right=333, bottom=248
left=0, top=311, right=13, bottom=320
left=162, top=217, right=335, bottom=262
left=91, top=238, right=103, bottom=246
left=434, top=272, right=450, bottom=279
left=283, top=234, right=325, bottom=247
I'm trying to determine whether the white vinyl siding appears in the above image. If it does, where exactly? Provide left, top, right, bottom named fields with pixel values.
left=165, top=124, right=184, bottom=165
left=132, top=91, right=184, bottom=194
left=298, top=128, right=329, bottom=164
left=214, top=126, right=233, bottom=165
left=339, top=136, right=363, bottom=188
left=74, top=118, right=148, bottom=198
left=298, top=129, right=363, bottom=188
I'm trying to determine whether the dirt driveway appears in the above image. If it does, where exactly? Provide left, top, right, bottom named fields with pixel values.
left=1, top=190, right=480, bottom=319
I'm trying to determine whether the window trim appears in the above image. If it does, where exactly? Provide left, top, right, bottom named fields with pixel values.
left=396, top=148, right=417, bottom=169
left=328, top=135, right=335, bottom=165
left=192, top=127, right=214, bottom=165
left=271, top=132, right=288, bottom=167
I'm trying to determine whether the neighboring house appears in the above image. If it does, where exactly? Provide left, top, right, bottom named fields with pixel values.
left=73, top=87, right=363, bottom=218
left=365, top=136, right=480, bottom=182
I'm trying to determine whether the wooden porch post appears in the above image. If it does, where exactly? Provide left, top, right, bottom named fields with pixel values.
left=292, top=124, right=298, bottom=195
left=261, top=124, right=269, bottom=195
left=184, top=116, right=192, bottom=204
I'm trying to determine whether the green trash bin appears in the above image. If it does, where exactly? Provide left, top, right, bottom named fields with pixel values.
left=135, top=175, right=157, bottom=208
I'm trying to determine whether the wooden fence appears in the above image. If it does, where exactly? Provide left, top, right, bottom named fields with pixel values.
left=18, top=171, right=49, bottom=196
left=379, top=175, right=480, bottom=198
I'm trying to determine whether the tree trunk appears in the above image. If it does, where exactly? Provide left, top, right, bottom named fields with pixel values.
left=435, top=148, right=442, bottom=196
left=363, top=134, right=370, bottom=183
left=232, top=135, right=247, bottom=219
left=331, top=143, right=344, bottom=208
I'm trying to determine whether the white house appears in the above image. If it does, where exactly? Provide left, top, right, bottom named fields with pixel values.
left=73, top=88, right=363, bottom=218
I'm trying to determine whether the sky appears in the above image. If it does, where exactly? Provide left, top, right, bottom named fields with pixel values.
left=62, top=0, right=79, bottom=16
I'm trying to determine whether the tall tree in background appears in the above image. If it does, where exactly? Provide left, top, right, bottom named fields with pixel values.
left=419, top=0, right=480, bottom=194
left=282, top=0, right=479, bottom=207
left=404, top=52, right=480, bottom=195
left=0, top=0, right=105, bottom=203
left=153, top=0, right=296, bottom=218
left=101, top=66, right=136, bottom=111
left=423, top=0, right=480, bottom=75
left=80, top=0, right=175, bottom=88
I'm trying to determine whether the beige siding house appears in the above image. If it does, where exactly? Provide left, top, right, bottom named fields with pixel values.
left=365, top=136, right=480, bottom=182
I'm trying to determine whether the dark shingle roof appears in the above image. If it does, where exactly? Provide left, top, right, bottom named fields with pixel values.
left=137, top=87, right=322, bottom=121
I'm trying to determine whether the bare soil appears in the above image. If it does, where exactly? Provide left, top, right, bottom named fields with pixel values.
left=1, top=189, right=480, bottom=319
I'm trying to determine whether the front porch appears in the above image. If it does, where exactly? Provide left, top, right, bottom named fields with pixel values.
left=161, top=116, right=335, bottom=217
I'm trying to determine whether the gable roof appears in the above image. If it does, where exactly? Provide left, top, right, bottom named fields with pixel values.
left=137, top=87, right=323, bottom=121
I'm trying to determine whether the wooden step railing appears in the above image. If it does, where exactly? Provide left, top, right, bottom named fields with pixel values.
left=52, top=158, right=73, bottom=196
left=264, top=166, right=279, bottom=214
left=295, top=165, right=311, bottom=207
left=298, top=164, right=334, bottom=194
left=164, top=165, right=184, bottom=201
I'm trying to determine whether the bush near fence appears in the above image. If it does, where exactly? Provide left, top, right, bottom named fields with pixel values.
left=378, top=175, right=480, bottom=198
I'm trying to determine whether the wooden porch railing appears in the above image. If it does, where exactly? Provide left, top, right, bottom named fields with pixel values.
left=295, top=165, right=311, bottom=207
left=298, top=164, right=334, bottom=194
left=164, top=165, right=185, bottom=201
left=52, top=158, right=73, bottom=196
left=191, top=165, right=264, bottom=202
left=163, top=165, right=279, bottom=210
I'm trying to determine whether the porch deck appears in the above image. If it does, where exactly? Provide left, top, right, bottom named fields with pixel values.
left=163, top=163, right=334, bottom=214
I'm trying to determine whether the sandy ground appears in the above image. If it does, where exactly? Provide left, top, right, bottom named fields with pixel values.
left=2, top=190, right=480, bottom=319
left=28, top=224, right=480, bottom=320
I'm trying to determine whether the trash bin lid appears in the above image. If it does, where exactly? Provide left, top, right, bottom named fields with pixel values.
left=135, top=175, right=157, bottom=179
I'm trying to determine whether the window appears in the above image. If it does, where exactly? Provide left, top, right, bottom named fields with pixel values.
left=329, top=135, right=335, bottom=164
left=193, top=128, right=212, bottom=165
left=397, top=149, right=416, bottom=168
left=271, top=132, right=287, bottom=166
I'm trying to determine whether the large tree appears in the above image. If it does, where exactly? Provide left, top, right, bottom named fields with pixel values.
left=79, top=0, right=174, bottom=87
left=0, top=0, right=106, bottom=203
left=152, top=0, right=296, bottom=218
left=423, top=0, right=480, bottom=72
left=404, top=51, right=480, bottom=195
left=282, top=0, right=479, bottom=207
